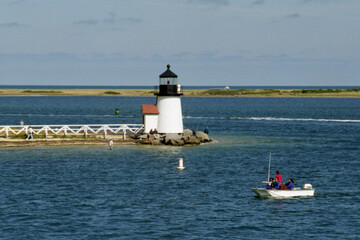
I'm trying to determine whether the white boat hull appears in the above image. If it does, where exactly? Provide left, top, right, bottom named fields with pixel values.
left=251, top=188, right=315, bottom=198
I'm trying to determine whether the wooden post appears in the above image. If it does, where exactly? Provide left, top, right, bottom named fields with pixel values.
left=45, top=126, right=48, bottom=138
left=84, top=126, right=88, bottom=138
left=5, top=127, right=9, bottom=138
left=103, top=125, right=107, bottom=139
left=123, top=130, right=126, bottom=140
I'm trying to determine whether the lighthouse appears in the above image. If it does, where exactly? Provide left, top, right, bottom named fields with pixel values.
left=155, top=64, right=183, bottom=134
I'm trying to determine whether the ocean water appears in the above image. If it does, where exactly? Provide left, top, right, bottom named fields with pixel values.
left=0, top=96, right=360, bottom=239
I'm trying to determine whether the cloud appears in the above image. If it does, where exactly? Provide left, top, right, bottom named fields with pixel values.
left=166, top=52, right=209, bottom=61
left=302, top=0, right=320, bottom=2
left=102, top=11, right=116, bottom=24
left=0, top=22, right=27, bottom=28
left=73, top=19, right=99, bottom=25
left=121, top=17, right=142, bottom=24
left=286, top=13, right=301, bottom=18
left=252, top=0, right=265, bottom=5
left=256, top=54, right=289, bottom=59
left=187, top=0, right=229, bottom=6
left=102, top=18, right=115, bottom=24
left=301, top=0, right=340, bottom=3
left=0, top=53, right=78, bottom=61
left=73, top=13, right=142, bottom=26
left=9, top=0, right=26, bottom=4
left=0, top=53, right=147, bottom=62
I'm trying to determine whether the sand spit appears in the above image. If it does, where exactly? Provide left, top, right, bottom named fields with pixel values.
left=0, top=137, right=137, bottom=148
left=0, top=88, right=359, bottom=97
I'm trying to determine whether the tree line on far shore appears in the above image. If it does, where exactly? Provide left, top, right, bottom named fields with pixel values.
left=199, top=88, right=360, bottom=96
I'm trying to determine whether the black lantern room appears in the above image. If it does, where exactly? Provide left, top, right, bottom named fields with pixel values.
left=155, top=64, right=183, bottom=96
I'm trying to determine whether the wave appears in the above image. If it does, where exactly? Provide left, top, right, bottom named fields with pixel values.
left=232, top=117, right=360, bottom=123
left=183, top=116, right=360, bottom=123
left=183, top=116, right=227, bottom=120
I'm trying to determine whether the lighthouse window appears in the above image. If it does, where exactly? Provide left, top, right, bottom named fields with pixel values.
left=160, top=78, right=178, bottom=85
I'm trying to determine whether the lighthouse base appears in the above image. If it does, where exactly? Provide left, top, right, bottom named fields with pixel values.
left=156, top=96, right=183, bottom=134
left=136, top=129, right=212, bottom=146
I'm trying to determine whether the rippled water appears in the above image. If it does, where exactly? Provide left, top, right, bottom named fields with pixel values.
left=0, top=97, right=360, bottom=239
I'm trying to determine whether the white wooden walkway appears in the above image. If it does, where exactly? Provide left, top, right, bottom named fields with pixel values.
left=0, top=124, right=144, bottom=139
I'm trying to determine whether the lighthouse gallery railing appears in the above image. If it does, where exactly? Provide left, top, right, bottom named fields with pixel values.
left=0, top=124, right=144, bottom=139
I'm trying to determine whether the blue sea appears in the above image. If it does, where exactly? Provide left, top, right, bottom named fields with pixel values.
left=0, top=96, right=360, bottom=239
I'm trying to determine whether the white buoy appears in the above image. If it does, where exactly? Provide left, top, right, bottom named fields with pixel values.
left=177, top=158, right=185, bottom=170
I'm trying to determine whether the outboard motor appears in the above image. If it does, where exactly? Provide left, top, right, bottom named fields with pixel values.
left=302, top=183, right=313, bottom=189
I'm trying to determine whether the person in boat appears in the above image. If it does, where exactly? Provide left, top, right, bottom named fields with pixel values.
left=275, top=170, right=283, bottom=183
left=266, top=178, right=274, bottom=189
left=285, top=178, right=295, bottom=190
left=272, top=177, right=280, bottom=190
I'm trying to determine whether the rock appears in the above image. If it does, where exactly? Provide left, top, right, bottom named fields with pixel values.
left=182, top=135, right=190, bottom=142
left=196, top=132, right=211, bottom=142
left=150, top=139, right=162, bottom=145
left=163, top=135, right=186, bottom=146
left=137, top=130, right=211, bottom=146
left=165, top=133, right=183, bottom=142
left=165, top=139, right=175, bottom=145
left=138, top=134, right=149, bottom=140
left=184, top=136, right=201, bottom=145
left=176, top=139, right=185, bottom=146
left=138, top=139, right=151, bottom=144
left=168, top=139, right=185, bottom=146
left=183, top=129, right=193, bottom=136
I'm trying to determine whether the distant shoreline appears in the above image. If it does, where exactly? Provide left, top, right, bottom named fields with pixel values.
left=0, top=88, right=359, bottom=97
left=1, top=85, right=359, bottom=90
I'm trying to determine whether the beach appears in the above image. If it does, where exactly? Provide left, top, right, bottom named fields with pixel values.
left=0, top=88, right=360, bottom=97
left=0, top=137, right=137, bottom=148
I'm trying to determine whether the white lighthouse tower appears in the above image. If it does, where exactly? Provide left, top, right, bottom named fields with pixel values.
left=155, top=64, right=183, bottom=134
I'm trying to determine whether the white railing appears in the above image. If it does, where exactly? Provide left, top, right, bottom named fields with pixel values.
left=0, top=124, right=144, bottom=139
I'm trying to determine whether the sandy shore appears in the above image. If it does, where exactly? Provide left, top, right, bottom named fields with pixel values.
left=0, top=137, right=138, bottom=148
left=0, top=88, right=359, bottom=97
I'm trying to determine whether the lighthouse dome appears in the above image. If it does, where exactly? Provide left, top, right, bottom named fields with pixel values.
left=159, top=64, right=177, bottom=78
left=156, top=64, right=182, bottom=96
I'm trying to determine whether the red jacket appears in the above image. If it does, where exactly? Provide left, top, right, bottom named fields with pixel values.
left=276, top=174, right=283, bottom=183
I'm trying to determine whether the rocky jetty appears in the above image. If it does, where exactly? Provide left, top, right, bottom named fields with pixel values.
left=136, top=129, right=212, bottom=146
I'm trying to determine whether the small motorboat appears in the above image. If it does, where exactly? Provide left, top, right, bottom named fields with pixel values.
left=251, top=152, right=315, bottom=198
left=251, top=184, right=315, bottom=198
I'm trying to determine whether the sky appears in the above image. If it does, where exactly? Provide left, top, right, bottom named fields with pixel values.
left=0, top=0, right=359, bottom=86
